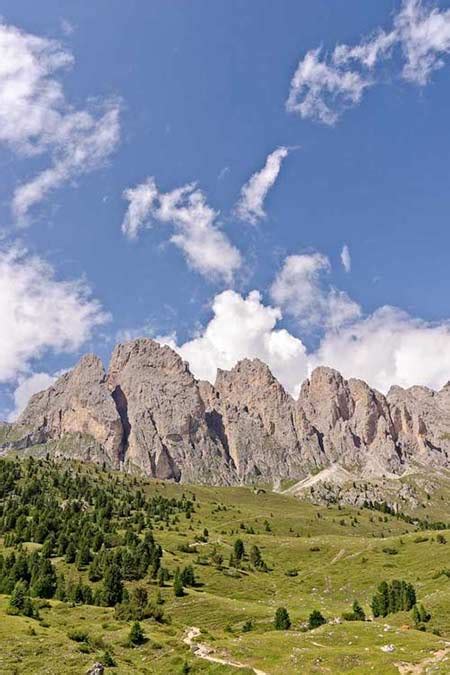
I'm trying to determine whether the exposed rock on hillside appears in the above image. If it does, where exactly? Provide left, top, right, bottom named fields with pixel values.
left=16, top=355, right=123, bottom=466
left=2, top=338, right=450, bottom=486
left=106, top=339, right=235, bottom=483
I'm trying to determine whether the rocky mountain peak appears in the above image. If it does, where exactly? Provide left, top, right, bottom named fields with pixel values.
left=3, top=338, right=450, bottom=486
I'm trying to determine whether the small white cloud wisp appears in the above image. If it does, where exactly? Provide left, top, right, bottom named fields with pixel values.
left=287, top=0, right=450, bottom=125
left=235, top=146, right=290, bottom=224
left=121, top=178, right=242, bottom=283
left=341, top=244, right=351, bottom=273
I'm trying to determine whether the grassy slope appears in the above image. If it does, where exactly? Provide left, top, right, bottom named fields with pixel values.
left=2, top=469, right=450, bottom=674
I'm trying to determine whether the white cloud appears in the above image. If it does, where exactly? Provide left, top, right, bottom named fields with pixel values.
left=60, top=19, right=75, bottom=36
left=172, top=289, right=308, bottom=396
left=0, top=22, right=120, bottom=223
left=8, top=371, right=57, bottom=421
left=270, top=252, right=360, bottom=330
left=311, top=306, right=450, bottom=393
left=235, top=146, right=289, bottom=224
left=115, top=323, right=155, bottom=343
left=167, top=284, right=450, bottom=399
left=286, top=0, right=450, bottom=124
left=0, top=246, right=109, bottom=383
left=121, top=179, right=242, bottom=282
left=341, top=244, right=351, bottom=272
left=286, top=48, right=372, bottom=125
left=121, top=178, right=158, bottom=239
left=395, top=0, right=450, bottom=84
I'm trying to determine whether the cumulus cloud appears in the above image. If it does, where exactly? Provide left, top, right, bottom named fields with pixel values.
left=341, top=244, right=351, bottom=272
left=0, top=22, right=120, bottom=222
left=8, top=371, right=57, bottom=421
left=167, top=286, right=450, bottom=398
left=270, top=252, right=360, bottom=330
left=287, top=0, right=450, bottom=124
left=235, top=146, right=290, bottom=224
left=172, top=289, right=308, bottom=396
left=121, top=178, right=242, bottom=282
left=311, top=306, right=450, bottom=393
left=162, top=243, right=450, bottom=397
left=0, top=246, right=109, bottom=383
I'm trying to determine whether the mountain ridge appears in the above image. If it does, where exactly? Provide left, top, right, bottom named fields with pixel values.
left=1, top=337, right=449, bottom=487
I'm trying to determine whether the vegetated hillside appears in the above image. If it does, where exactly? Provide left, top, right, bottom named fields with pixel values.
left=1, top=458, right=450, bottom=674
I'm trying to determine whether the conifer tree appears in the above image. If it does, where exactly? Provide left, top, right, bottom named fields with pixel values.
left=274, top=607, right=291, bottom=630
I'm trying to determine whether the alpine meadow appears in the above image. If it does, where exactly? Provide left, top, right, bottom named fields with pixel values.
left=2, top=1, right=450, bottom=673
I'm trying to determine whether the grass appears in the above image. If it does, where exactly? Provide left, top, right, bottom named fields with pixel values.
left=2, top=463, right=450, bottom=673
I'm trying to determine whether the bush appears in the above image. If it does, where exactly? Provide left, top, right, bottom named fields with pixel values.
left=101, top=650, right=116, bottom=667
left=128, top=621, right=145, bottom=646
left=308, top=610, right=326, bottom=630
left=342, top=600, right=365, bottom=622
left=274, top=607, right=291, bottom=630
left=284, top=569, right=298, bottom=577
left=67, top=629, right=89, bottom=643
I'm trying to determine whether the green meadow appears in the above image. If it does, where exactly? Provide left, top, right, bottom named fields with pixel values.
left=1, top=458, right=450, bottom=674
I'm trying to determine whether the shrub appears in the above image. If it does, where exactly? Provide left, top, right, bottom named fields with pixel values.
left=128, top=621, right=145, bottom=646
left=67, top=630, right=89, bottom=643
left=274, top=607, right=291, bottom=630
left=308, top=610, right=326, bottom=630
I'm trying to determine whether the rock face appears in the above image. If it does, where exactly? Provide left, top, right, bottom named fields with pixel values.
left=17, top=355, right=123, bottom=467
left=298, top=368, right=402, bottom=477
left=387, top=383, right=450, bottom=466
left=200, top=359, right=324, bottom=482
left=106, top=339, right=235, bottom=483
left=2, top=338, right=450, bottom=485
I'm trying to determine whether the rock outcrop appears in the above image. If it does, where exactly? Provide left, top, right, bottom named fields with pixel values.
left=16, top=355, right=123, bottom=467
left=2, top=338, right=450, bottom=486
left=106, top=339, right=235, bottom=483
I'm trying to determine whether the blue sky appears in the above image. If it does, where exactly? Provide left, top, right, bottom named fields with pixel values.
left=2, top=0, right=450, bottom=418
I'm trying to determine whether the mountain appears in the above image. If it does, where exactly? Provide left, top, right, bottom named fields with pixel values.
left=1, top=338, right=450, bottom=488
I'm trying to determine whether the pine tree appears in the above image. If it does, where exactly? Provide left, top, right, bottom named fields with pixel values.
left=308, top=610, right=326, bottom=630
left=65, top=542, right=76, bottom=564
left=31, top=558, right=56, bottom=598
left=102, top=561, right=123, bottom=606
left=128, top=621, right=145, bottom=646
left=180, top=565, right=196, bottom=587
left=234, top=539, right=245, bottom=561
left=250, top=545, right=262, bottom=567
left=352, top=600, right=365, bottom=621
left=173, top=568, right=184, bottom=597
left=274, top=607, right=291, bottom=630
left=9, top=580, right=26, bottom=611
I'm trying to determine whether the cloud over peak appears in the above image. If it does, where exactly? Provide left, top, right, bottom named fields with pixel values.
left=270, top=252, right=360, bottom=330
left=0, top=246, right=109, bottom=383
left=155, top=242, right=450, bottom=398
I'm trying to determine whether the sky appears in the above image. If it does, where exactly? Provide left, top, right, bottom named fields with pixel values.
left=2, top=0, right=450, bottom=419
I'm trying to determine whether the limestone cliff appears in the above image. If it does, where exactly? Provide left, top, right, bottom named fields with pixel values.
left=3, top=338, right=449, bottom=486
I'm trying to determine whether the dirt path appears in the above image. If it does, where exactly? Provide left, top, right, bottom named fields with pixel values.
left=183, top=626, right=268, bottom=675
left=330, top=548, right=346, bottom=565
left=395, top=644, right=450, bottom=674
